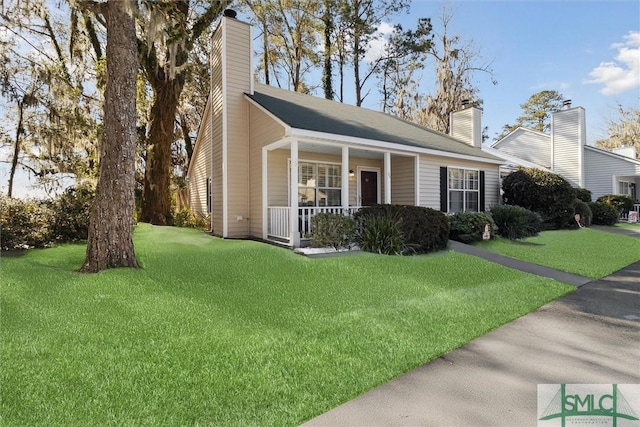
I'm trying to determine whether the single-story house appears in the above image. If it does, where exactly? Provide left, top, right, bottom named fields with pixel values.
left=487, top=104, right=640, bottom=205
left=187, top=12, right=504, bottom=247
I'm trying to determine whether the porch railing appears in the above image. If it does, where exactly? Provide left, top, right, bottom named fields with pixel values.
left=268, top=206, right=361, bottom=241
left=619, top=203, right=640, bottom=222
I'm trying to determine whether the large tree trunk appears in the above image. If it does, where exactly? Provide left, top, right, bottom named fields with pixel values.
left=81, top=0, right=138, bottom=273
left=139, top=78, right=182, bottom=225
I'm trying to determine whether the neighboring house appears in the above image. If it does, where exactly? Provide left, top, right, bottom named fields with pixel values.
left=187, top=13, right=504, bottom=247
left=487, top=104, right=640, bottom=204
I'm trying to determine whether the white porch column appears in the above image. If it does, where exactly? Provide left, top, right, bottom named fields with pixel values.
left=384, top=152, right=391, bottom=204
left=341, top=146, right=350, bottom=210
left=262, top=147, right=268, bottom=240
left=290, top=140, right=300, bottom=247
left=414, top=155, right=420, bottom=206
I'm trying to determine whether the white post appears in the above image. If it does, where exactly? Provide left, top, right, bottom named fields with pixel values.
left=342, top=146, right=350, bottom=211
left=290, top=140, right=300, bottom=247
left=414, top=155, right=420, bottom=206
left=384, top=152, right=391, bottom=204
left=262, top=147, right=268, bottom=240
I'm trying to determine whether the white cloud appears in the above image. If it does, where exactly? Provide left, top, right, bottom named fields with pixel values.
left=364, top=22, right=394, bottom=62
left=585, top=31, right=640, bottom=95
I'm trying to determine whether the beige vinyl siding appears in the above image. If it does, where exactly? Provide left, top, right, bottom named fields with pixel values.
left=266, top=150, right=384, bottom=207
left=210, top=27, right=224, bottom=236
left=187, top=100, right=212, bottom=218
left=249, top=104, right=286, bottom=237
left=267, top=149, right=290, bottom=206
left=584, top=148, right=640, bottom=200
left=419, top=155, right=500, bottom=211
left=391, top=156, right=415, bottom=205
left=223, top=19, right=252, bottom=238
left=418, top=156, right=442, bottom=210
left=551, top=108, right=584, bottom=188
left=493, top=128, right=551, bottom=168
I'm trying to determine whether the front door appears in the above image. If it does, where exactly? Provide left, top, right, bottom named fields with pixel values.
left=360, top=170, right=378, bottom=206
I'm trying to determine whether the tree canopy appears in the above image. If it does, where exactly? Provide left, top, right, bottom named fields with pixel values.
left=595, top=105, right=640, bottom=158
left=495, top=90, right=565, bottom=140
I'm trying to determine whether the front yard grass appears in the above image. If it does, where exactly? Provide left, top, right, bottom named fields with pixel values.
left=475, top=227, right=640, bottom=278
left=1, top=224, right=572, bottom=426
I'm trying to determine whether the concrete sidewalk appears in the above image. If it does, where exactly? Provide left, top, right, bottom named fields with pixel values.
left=447, top=240, right=592, bottom=286
left=592, top=224, right=640, bottom=238
left=303, top=256, right=640, bottom=426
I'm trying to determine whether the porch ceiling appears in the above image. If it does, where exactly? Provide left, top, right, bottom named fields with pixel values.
left=298, top=141, right=410, bottom=160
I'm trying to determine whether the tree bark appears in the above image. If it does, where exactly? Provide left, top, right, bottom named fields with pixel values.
left=81, top=0, right=138, bottom=273
left=139, top=77, right=182, bottom=225
left=322, top=0, right=334, bottom=100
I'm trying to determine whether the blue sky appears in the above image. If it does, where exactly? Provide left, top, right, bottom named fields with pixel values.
left=371, top=0, right=640, bottom=142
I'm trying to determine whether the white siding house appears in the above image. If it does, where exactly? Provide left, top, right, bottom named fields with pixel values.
left=486, top=103, right=640, bottom=206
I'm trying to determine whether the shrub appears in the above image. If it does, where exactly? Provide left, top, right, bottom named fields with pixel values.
left=571, top=199, right=592, bottom=227
left=310, top=213, right=355, bottom=249
left=596, top=194, right=634, bottom=215
left=490, top=204, right=542, bottom=240
left=574, top=188, right=592, bottom=203
left=354, top=205, right=449, bottom=254
left=354, top=214, right=406, bottom=255
left=49, top=183, right=95, bottom=242
left=501, top=168, right=576, bottom=229
left=173, top=208, right=209, bottom=229
left=448, top=212, right=497, bottom=244
left=0, top=196, right=54, bottom=250
left=589, top=202, right=619, bottom=226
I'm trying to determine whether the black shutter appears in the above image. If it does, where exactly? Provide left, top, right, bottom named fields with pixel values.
left=440, top=167, right=448, bottom=212
left=479, top=171, right=485, bottom=212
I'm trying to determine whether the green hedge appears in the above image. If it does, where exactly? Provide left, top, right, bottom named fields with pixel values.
left=310, top=213, right=356, bottom=249
left=490, top=204, right=542, bottom=240
left=354, top=205, right=449, bottom=255
left=448, top=212, right=496, bottom=244
left=589, top=202, right=619, bottom=225
left=1, top=184, right=95, bottom=251
left=596, top=194, right=634, bottom=215
left=502, top=168, right=576, bottom=229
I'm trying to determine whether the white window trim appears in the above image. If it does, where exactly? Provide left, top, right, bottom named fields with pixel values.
left=357, top=166, right=381, bottom=206
left=619, top=180, right=631, bottom=196
left=288, top=158, right=343, bottom=207
left=448, top=167, right=480, bottom=213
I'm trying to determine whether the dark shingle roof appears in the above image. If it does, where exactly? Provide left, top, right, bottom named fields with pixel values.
left=247, top=83, right=501, bottom=161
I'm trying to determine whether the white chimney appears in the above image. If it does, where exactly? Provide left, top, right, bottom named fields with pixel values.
left=551, top=106, right=586, bottom=187
left=450, top=102, right=482, bottom=148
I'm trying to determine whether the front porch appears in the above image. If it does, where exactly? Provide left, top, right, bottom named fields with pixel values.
left=262, top=138, right=418, bottom=247
left=267, top=206, right=361, bottom=246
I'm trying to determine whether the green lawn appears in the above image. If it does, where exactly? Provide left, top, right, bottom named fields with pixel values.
left=1, top=224, right=572, bottom=426
left=476, top=227, right=640, bottom=278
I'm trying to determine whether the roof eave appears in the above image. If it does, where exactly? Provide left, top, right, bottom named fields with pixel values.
left=289, top=128, right=506, bottom=165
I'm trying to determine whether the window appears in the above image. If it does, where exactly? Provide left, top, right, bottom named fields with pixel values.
left=619, top=181, right=631, bottom=196
left=297, top=161, right=341, bottom=206
left=448, top=168, right=479, bottom=212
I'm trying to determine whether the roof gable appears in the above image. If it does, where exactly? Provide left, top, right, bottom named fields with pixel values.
left=491, top=127, right=549, bottom=148
left=247, top=84, right=501, bottom=161
left=585, top=145, right=640, bottom=166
